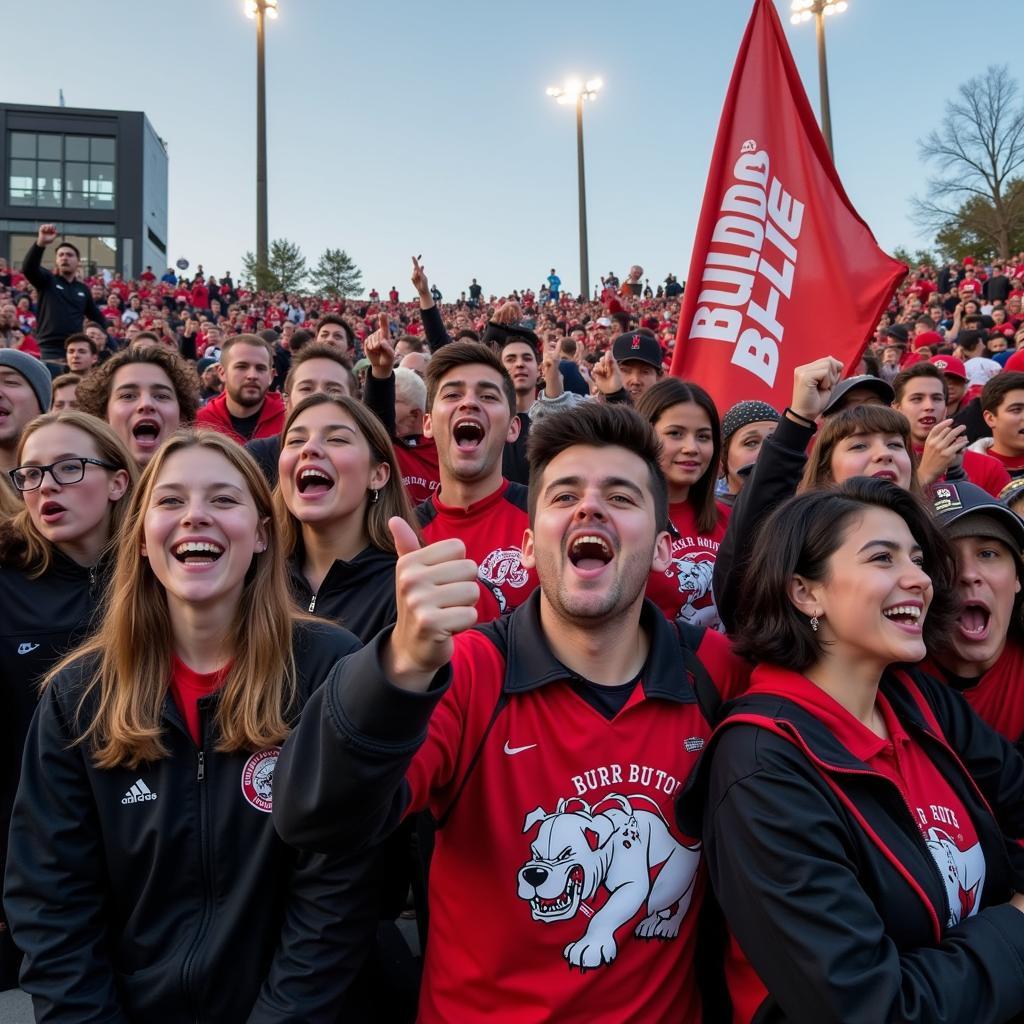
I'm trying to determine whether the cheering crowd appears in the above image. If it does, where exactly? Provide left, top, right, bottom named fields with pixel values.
left=3, top=220, right=1024, bottom=1022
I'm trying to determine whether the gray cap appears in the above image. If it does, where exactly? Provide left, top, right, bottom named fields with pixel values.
left=0, top=349, right=52, bottom=413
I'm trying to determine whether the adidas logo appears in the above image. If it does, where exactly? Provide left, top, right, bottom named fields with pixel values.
left=121, top=779, right=158, bottom=804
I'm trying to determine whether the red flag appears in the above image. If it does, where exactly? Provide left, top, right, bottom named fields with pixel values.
left=669, top=0, right=906, bottom=411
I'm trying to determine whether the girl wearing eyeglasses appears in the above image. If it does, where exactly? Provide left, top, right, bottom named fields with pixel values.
left=0, top=411, right=135, bottom=989
left=5, top=430, right=372, bottom=1021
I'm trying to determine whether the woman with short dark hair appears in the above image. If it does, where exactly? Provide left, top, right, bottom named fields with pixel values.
left=679, top=477, right=1024, bottom=1023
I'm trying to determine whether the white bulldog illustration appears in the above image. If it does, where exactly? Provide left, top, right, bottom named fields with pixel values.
left=517, top=794, right=701, bottom=970
left=671, top=555, right=715, bottom=623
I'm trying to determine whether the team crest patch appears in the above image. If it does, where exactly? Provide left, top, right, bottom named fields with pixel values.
left=241, top=747, right=280, bottom=812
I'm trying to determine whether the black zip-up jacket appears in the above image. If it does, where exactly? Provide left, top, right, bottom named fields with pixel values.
left=677, top=665, right=1024, bottom=1024
left=0, top=549, right=110, bottom=911
left=712, top=414, right=815, bottom=635
left=21, top=244, right=109, bottom=361
left=4, top=620, right=373, bottom=1024
left=287, top=545, right=397, bottom=643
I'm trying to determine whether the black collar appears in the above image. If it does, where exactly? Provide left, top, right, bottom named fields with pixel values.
left=480, top=588, right=697, bottom=704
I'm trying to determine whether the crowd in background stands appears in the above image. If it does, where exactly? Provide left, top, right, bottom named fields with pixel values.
left=9, top=227, right=1024, bottom=1022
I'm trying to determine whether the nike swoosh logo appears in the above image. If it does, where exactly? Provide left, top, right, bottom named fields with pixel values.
left=503, top=741, right=537, bottom=756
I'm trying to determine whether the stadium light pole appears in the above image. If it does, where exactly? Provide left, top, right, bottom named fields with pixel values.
left=546, top=77, right=602, bottom=301
left=789, top=0, right=848, bottom=159
left=245, top=0, right=278, bottom=274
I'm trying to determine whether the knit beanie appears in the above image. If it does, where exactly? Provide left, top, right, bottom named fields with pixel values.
left=721, top=400, right=779, bottom=446
left=0, top=349, right=52, bottom=413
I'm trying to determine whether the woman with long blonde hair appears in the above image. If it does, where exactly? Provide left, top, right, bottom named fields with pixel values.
left=276, top=392, right=419, bottom=641
left=0, top=411, right=135, bottom=990
left=4, top=429, right=372, bottom=1022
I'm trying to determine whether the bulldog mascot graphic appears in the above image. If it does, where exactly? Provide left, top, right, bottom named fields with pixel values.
left=517, top=793, right=701, bottom=969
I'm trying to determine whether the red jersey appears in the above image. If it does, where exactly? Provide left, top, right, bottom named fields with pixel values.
left=394, top=435, right=440, bottom=506
left=403, top=595, right=751, bottom=1023
left=416, top=479, right=538, bottom=622
left=645, top=499, right=730, bottom=630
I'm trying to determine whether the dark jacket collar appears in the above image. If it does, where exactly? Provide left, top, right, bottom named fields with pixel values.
left=482, top=588, right=696, bottom=703
left=727, top=663, right=938, bottom=773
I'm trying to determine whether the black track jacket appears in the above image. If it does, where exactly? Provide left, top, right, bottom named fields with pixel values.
left=4, top=620, right=371, bottom=1024
left=678, top=665, right=1024, bottom=1023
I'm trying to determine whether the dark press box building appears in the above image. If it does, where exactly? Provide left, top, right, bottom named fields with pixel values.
left=0, top=103, right=168, bottom=278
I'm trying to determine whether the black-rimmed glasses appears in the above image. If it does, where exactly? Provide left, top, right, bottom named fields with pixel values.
left=9, top=457, right=121, bottom=492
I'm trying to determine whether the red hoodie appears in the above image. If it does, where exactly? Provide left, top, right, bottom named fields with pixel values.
left=195, top=390, right=285, bottom=444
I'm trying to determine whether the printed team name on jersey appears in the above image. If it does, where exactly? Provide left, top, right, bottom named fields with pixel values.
left=570, top=762, right=685, bottom=798
left=402, top=474, right=438, bottom=491
left=916, top=804, right=960, bottom=829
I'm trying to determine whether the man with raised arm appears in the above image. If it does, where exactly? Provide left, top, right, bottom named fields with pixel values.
left=22, top=224, right=109, bottom=361
left=274, top=403, right=749, bottom=1024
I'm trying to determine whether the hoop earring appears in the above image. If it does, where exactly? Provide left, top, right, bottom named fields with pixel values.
left=810, top=615, right=820, bottom=633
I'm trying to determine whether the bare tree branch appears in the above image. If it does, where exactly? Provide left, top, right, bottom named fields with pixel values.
left=913, top=65, right=1024, bottom=257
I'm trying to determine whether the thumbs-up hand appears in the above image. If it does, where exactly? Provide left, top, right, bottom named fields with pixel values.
left=364, top=313, right=395, bottom=379
left=384, top=517, right=480, bottom=690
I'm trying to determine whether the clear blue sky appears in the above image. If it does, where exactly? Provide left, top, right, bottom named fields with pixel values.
left=7, top=0, right=1022, bottom=296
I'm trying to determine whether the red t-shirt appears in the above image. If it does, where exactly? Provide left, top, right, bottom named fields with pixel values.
left=645, top=499, right=730, bottom=630
left=961, top=449, right=1012, bottom=494
left=948, top=641, right=1024, bottom=744
left=987, top=446, right=1024, bottom=477
left=418, top=479, right=537, bottom=622
left=169, top=656, right=230, bottom=746
left=395, top=435, right=440, bottom=506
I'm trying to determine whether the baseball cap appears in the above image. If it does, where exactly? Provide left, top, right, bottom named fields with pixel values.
left=612, top=330, right=663, bottom=370
left=823, top=374, right=894, bottom=415
left=1003, top=350, right=1024, bottom=374
left=929, top=480, right=1024, bottom=557
left=964, top=357, right=1002, bottom=387
left=914, top=330, right=944, bottom=350
left=998, top=476, right=1024, bottom=508
left=196, top=357, right=217, bottom=373
left=884, top=324, right=910, bottom=345
left=929, top=354, right=967, bottom=380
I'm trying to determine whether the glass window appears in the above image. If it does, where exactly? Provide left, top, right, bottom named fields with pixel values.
left=37, top=134, right=61, bottom=160
left=90, top=137, right=115, bottom=163
left=65, top=161, right=88, bottom=194
left=6, top=132, right=117, bottom=208
left=64, top=136, right=89, bottom=161
left=9, top=133, right=35, bottom=158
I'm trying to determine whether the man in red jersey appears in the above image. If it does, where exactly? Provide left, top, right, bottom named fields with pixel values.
left=275, top=402, right=750, bottom=1024
left=415, top=339, right=538, bottom=620
left=982, top=371, right=1024, bottom=478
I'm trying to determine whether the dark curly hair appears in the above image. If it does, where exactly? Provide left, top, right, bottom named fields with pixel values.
left=76, top=346, right=201, bottom=425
